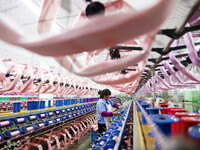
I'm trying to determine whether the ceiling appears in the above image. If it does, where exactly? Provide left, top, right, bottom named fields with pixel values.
left=0, top=0, right=199, bottom=94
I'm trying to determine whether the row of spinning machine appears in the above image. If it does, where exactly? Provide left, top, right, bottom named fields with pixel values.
left=0, top=103, right=96, bottom=149
left=92, top=101, right=132, bottom=150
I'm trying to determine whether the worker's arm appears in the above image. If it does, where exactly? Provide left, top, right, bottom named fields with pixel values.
left=97, top=101, right=114, bottom=117
left=113, top=102, right=120, bottom=109
left=109, top=100, right=121, bottom=109
left=100, top=111, right=119, bottom=116
left=100, top=111, right=113, bottom=117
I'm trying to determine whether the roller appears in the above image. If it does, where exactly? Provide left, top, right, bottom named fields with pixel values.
left=0, top=134, right=4, bottom=142
left=181, top=117, right=200, bottom=137
left=26, top=115, right=37, bottom=121
left=71, top=107, right=75, bottom=111
left=102, top=132, right=112, bottom=139
left=45, top=119, right=54, bottom=126
left=160, top=108, right=171, bottom=114
left=37, top=113, right=46, bottom=119
left=103, top=144, right=115, bottom=150
left=55, top=110, right=60, bottom=115
left=62, top=116, right=67, bottom=120
left=0, top=119, right=12, bottom=128
left=48, top=111, right=54, bottom=117
left=159, top=103, right=169, bottom=109
left=78, top=106, right=82, bottom=109
left=5, top=129, right=22, bottom=139
left=97, top=138, right=107, bottom=146
left=75, top=107, right=78, bottom=110
left=72, top=113, right=77, bottom=117
left=35, top=122, right=46, bottom=129
left=54, top=117, right=62, bottom=123
left=61, top=109, right=66, bottom=113
left=66, top=108, right=71, bottom=112
left=174, top=112, right=200, bottom=136
left=12, top=117, right=26, bottom=124
left=22, top=125, right=35, bottom=133
left=58, top=117, right=62, bottom=121
left=170, top=109, right=188, bottom=135
left=151, top=114, right=179, bottom=136
left=68, top=114, right=72, bottom=119
left=53, top=118, right=58, bottom=123
left=168, top=107, right=182, bottom=115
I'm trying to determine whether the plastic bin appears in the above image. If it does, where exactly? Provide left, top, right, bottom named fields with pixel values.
left=91, top=128, right=98, bottom=145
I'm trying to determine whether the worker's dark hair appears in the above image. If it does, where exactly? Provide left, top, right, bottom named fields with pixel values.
left=99, top=89, right=111, bottom=98
left=98, top=90, right=103, bottom=98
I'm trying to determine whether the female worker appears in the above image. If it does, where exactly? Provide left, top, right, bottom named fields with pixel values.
left=96, top=89, right=122, bottom=138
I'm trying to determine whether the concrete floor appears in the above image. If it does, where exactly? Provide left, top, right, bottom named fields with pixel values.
left=67, top=132, right=92, bottom=150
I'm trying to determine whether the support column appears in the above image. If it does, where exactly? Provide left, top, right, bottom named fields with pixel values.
left=152, top=67, right=156, bottom=106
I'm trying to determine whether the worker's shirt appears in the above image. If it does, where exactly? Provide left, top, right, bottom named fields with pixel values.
left=96, top=98, right=114, bottom=124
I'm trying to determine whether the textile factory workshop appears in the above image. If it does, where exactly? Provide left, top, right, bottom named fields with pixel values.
left=0, top=0, right=200, bottom=150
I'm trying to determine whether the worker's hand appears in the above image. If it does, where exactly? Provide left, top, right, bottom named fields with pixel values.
left=118, top=106, right=124, bottom=109
left=113, top=112, right=119, bottom=115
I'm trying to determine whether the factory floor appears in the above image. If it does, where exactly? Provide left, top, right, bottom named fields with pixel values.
left=138, top=111, right=155, bottom=150
left=67, top=132, right=92, bottom=150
